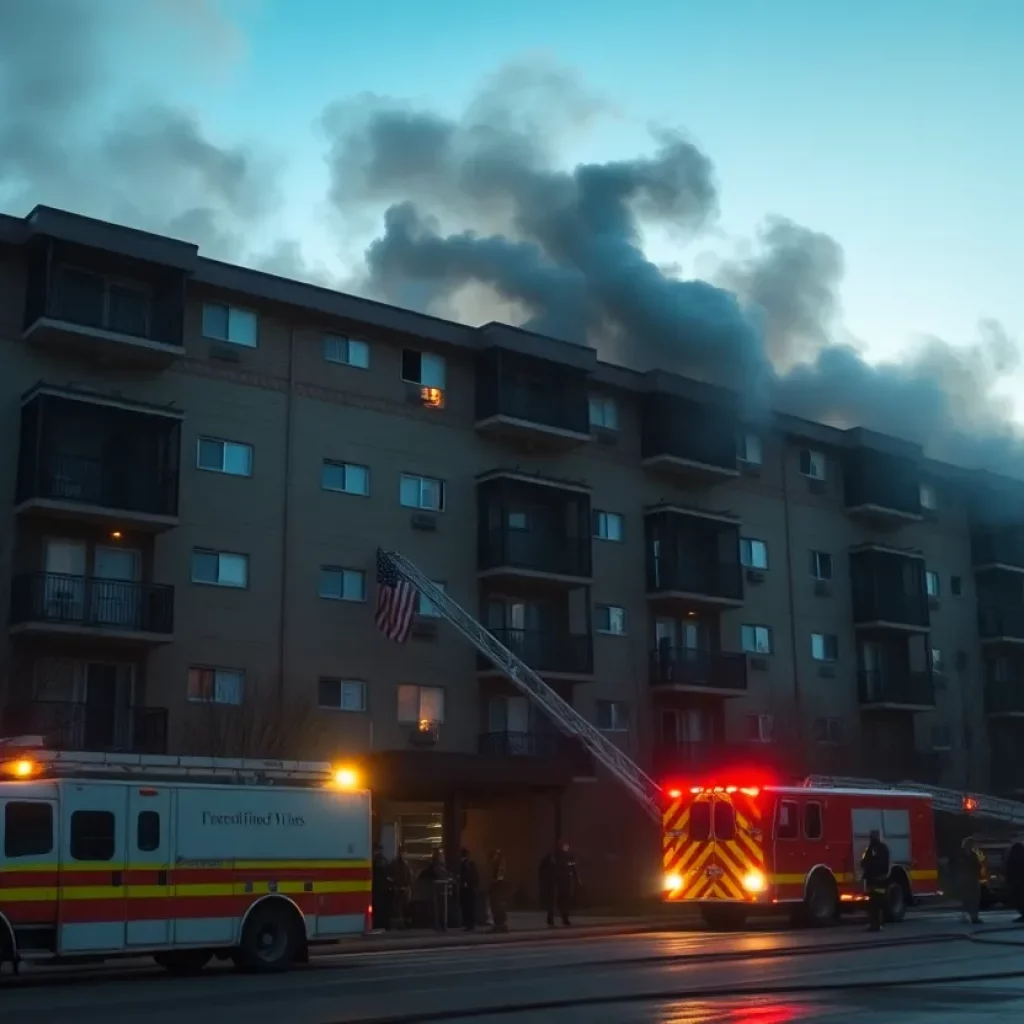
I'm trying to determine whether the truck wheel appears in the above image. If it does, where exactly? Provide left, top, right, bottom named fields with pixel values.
left=234, top=901, right=300, bottom=973
left=883, top=880, right=908, bottom=923
left=153, top=950, right=212, bottom=975
left=802, top=872, right=838, bottom=926
left=700, top=904, right=746, bottom=930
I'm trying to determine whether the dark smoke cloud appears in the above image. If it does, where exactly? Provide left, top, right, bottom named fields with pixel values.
left=323, top=63, right=1022, bottom=472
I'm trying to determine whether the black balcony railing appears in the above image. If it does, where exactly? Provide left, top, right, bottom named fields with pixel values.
left=1, top=701, right=168, bottom=754
left=857, top=669, right=935, bottom=707
left=985, top=680, right=1024, bottom=716
left=850, top=551, right=929, bottom=629
left=979, top=605, right=1024, bottom=641
left=652, top=741, right=795, bottom=779
left=478, top=380, right=590, bottom=435
left=478, top=731, right=593, bottom=774
left=479, top=528, right=592, bottom=578
left=479, top=629, right=593, bottom=675
left=973, top=527, right=1024, bottom=570
left=648, top=647, right=748, bottom=692
left=641, top=393, right=739, bottom=471
left=844, top=449, right=922, bottom=517
left=10, top=573, right=175, bottom=636
left=647, top=557, right=743, bottom=602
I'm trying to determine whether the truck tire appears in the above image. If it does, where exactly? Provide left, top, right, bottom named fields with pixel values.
left=700, top=904, right=747, bottom=930
left=883, top=879, right=908, bottom=923
left=153, top=949, right=212, bottom=975
left=802, top=871, right=838, bottom=926
left=234, top=901, right=301, bottom=973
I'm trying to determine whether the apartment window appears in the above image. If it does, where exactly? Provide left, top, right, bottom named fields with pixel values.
left=926, top=570, right=940, bottom=597
left=811, top=633, right=838, bottom=662
left=596, top=700, right=630, bottom=732
left=931, top=648, right=945, bottom=674
left=187, top=667, right=244, bottom=705
left=595, top=605, right=626, bottom=635
left=321, top=460, right=370, bottom=496
left=951, top=575, right=962, bottom=597
left=800, top=448, right=826, bottom=480
left=740, top=538, right=769, bottom=570
left=738, top=432, right=762, bottom=465
left=324, top=335, right=370, bottom=369
left=813, top=717, right=844, bottom=745
left=931, top=724, right=953, bottom=751
left=202, top=302, right=258, bottom=348
left=745, top=714, right=775, bottom=743
left=191, top=550, right=248, bottom=588
left=400, top=473, right=445, bottom=511
left=810, top=550, right=833, bottom=581
left=417, top=582, right=446, bottom=618
left=397, top=684, right=445, bottom=724
left=588, top=395, right=619, bottom=431
left=319, top=567, right=366, bottom=602
left=401, top=349, right=446, bottom=389
left=741, top=624, right=773, bottom=655
left=920, top=483, right=937, bottom=511
left=197, top=437, right=253, bottom=477
left=593, top=511, right=624, bottom=542
left=318, top=678, right=366, bottom=712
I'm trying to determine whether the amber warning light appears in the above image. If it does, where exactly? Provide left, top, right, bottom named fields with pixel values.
left=3, top=758, right=38, bottom=779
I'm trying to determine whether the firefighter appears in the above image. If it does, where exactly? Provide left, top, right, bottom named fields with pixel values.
left=1006, top=842, right=1024, bottom=924
left=488, top=849, right=509, bottom=933
left=540, top=841, right=580, bottom=927
left=390, top=845, right=413, bottom=929
left=458, top=848, right=480, bottom=931
left=860, top=828, right=890, bottom=932
left=421, top=849, right=450, bottom=931
left=960, top=836, right=984, bottom=925
left=371, top=843, right=392, bottom=931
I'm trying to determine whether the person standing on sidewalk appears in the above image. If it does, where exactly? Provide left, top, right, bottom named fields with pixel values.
left=458, top=848, right=480, bottom=931
left=390, top=846, right=413, bottom=930
left=860, top=829, right=890, bottom=933
left=421, top=849, right=450, bottom=932
left=488, top=849, right=509, bottom=933
left=371, top=844, right=392, bottom=931
left=959, top=836, right=984, bottom=925
left=540, top=841, right=580, bottom=927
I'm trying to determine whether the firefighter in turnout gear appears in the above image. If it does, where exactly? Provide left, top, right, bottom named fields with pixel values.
left=960, top=836, right=984, bottom=925
left=861, top=829, right=891, bottom=932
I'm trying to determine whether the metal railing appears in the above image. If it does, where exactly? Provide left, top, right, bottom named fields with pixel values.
left=857, top=669, right=935, bottom=707
left=648, top=647, right=748, bottom=691
left=478, top=528, right=592, bottom=578
left=1, top=701, right=168, bottom=755
left=480, top=629, right=592, bottom=675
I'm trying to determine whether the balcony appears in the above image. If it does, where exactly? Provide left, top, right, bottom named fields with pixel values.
left=474, top=346, right=592, bottom=451
left=843, top=445, right=922, bottom=526
left=857, top=669, right=935, bottom=710
left=979, top=605, right=1024, bottom=644
left=477, top=731, right=594, bottom=780
left=478, top=629, right=593, bottom=677
left=648, top=648, right=747, bottom=695
left=15, top=387, right=181, bottom=530
left=9, top=573, right=174, bottom=643
left=640, top=392, right=739, bottom=484
left=645, top=507, right=743, bottom=607
left=652, top=741, right=793, bottom=780
left=850, top=546, right=929, bottom=631
left=985, top=679, right=1024, bottom=717
left=972, top=525, right=1024, bottom=572
left=22, top=240, right=187, bottom=367
left=1, top=700, right=168, bottom=755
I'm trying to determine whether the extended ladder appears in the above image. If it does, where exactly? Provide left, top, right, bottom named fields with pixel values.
left=384, top=550, right=664, bottom=823
left=804, top=775, right=1024, bottom=827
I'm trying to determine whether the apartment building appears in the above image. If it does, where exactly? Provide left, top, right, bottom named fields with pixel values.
left=1, top=205, right=1022, bottom=901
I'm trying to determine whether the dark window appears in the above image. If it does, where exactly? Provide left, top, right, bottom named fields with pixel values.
left=4, top=802, right=54, bottom=858
left=689, top=800, right=711, bottom=841
left=70, top=810, right=116, bottom=862
left=137, top=811, right=160, bottom=853
left=713, top=799, right=736, bottom=841
left=951, top=575, right=962, bottom=597
left=804, top=802, right=823, bottom=841
left=401, top=348, right=422, bottom=382
left=776, top=800, right=799, bottom=840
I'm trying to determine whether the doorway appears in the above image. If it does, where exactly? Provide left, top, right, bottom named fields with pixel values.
left=80, top=663, right=136, bottom=751
left=92, top=545, right=141, bottom=628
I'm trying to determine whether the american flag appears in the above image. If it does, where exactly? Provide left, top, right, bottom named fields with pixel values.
left=375, top=548, right=417, bottom=643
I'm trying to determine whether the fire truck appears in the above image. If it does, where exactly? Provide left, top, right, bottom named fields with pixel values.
left=0, top=746, right=371, bottom=975
left=660, top=780, right=940, bottom=929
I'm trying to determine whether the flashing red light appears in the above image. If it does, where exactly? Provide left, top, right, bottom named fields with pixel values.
left=667, top=788, right=682, bottom=799
left=963, top=796, right=978, bottom=813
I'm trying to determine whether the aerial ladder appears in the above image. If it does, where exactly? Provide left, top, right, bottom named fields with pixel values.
left=385, top=549, right=1024, bottom=829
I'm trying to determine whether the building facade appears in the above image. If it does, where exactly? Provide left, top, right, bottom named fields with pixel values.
left=1, top=206, right=1022, bottom=903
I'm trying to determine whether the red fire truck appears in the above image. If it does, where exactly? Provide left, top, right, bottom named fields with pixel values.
left=661, top=779, right=940, bottom=929
left=0, top=746, right=371, bottom=975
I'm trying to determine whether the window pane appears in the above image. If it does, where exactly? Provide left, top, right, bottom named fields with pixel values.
left=805, top=803, right=823, bottom=840
left=397, top=684, right=419, bottom=722
left=420, top=478, right=442, bottom=510
left=137, top=811, right=160, bottom=852
left=420, top=686, right=445, bottom=723
left=202, top=302, right=228, bottom=340
left=213, top=670, right=243, bottom=704
left=197, top=438, right=224, bottom=470
left=418, top=581, right=445, bottom=617
left=227, top=307, right=258, bottom=347
left=222, top=442, right=252, bottom=476
left=218, top=554, right=248, bottom=587
left=319, top=569, right=343, bottom=599
left=70, top=810, right=115, bottom=861
left=348, top=339, right=370, bottom=368
left=191, top=551, right=219, bottom=583
left=318, top=678, right=341, bottom=708
left=421, top=353, right=446, bottom=388
left=4, top=802, right=54, bottom=858
left=322, top=462, right=345, bottom=491
left=608, top=607, right=625, bottom=633
left=187, top=668, right=210, bottom=700
left=401, top=349, right=421, bottom=382
left=777, top=802, right=798, bottom=840
left=713, top=800, right=736, bottom=841
left=399, top=474, right=422, bottom=508
left=342, top=570, right=365, bottom=601
left=340, top=681, right=365, bottom=711
left=345, top=464, right=369, bottom=495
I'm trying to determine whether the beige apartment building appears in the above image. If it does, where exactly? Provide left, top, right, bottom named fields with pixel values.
left=1, top=205, right=1022, bottom=902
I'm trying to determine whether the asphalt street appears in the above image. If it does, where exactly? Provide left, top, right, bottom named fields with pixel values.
left=3, top=910, right=1023, bottom=1023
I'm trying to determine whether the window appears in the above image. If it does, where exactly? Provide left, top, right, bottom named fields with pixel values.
left=810, top=550, right=833, bottom=581
left=813, top=717, right=844, bottom=745
left=399, top=473, right=445, bottom=511
left=800, top=448, right=826, bottom=480
left=324, top=335, right=370, bottom=369
left=926, top=570, right=940, bottom=598
left=804, top=802, right=823, bottom=841
left=202, top=302, right=258, bottom=348
left=417, top=581, right=446, bottom=617
left=197, top=437, right=253, bottom=477
left=740, top=538, right=769, bottom=570
left=401, top=349, right=446, bottom=389
left=596, top=700, right=630, bottom=731
left=920, top=483, right=937, bottom=511
left=951, top=575, right=962, bottom=597
left=745, top=714, right=775, bottom=743
left=321, top=460, right=370, bottom=496
left=187, top=667, right=244, bottom=705
left=319, top=567, right=366, bottom=602
left=3, top=802, right=53, bottom=858
left=70, top=810, right=115, bottom=862
left=713, top=800, right=736, bottom=841
left=738, top=432, right=762, bottom=465
left=931, top=724, right=953, bottom=750
left=507, top=510, right=529, bottom=531
left=397, top=684, right=445, bottom=724
left=588, top=395, right=619, bottom=430
left=741, top=624, right=773, bottom=655
left=595, top=605, right=626, bottom=635
left=776, top=800, right=798, bottom=840
left=318, top=678, right=367, bottom=712
left=811, top=633, right=838, bottom=662
left=137, top=811, right=160, bottom=853
left=191, top=550, right=248, bottom=588
left=593, top=511, right=624, bottom=542
left=689, top=800, right=711, bottom=842
left=931, top=648, right=945, bottom=674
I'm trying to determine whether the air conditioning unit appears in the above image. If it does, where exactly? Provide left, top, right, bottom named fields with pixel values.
left=749, top=657, right=769, bottom=672
left=411, top=618, right=438, bottom=640
left=209, top=343, right=242, bottom=363
left=813, top=580, right=832, bottom=597
left=411, top=513, right=437, bottom=532
left=745, top=569, right=765, bottom=585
